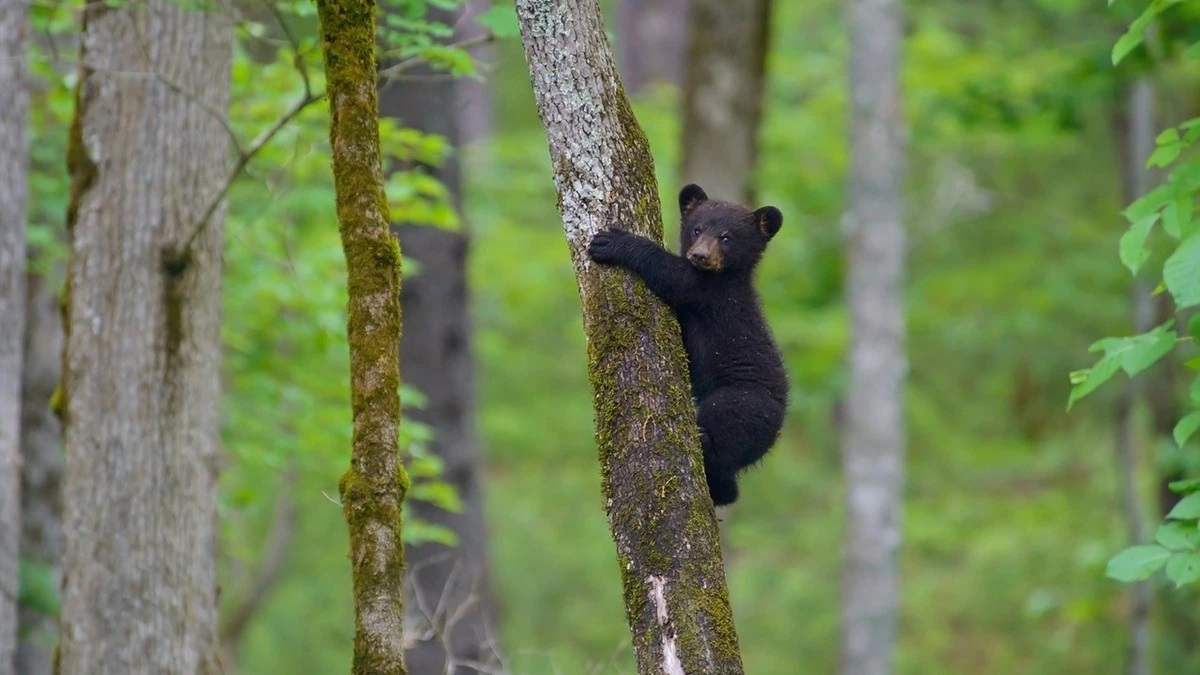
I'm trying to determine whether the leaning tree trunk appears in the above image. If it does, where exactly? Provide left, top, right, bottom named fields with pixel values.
left=16, top=270, right=63, bottom=675
left=58, top=1, right=231, bottom=672
left=515, top=1, right=743, bottom=673
left=679, top=0, right=771, bottom=205
left=840, top=0, right=907, bottom=671
left=317, top=0, right=409, bottom=672
left=378, top=8, right=501, bottom=671
left=0, top=1, right=31, bottom=672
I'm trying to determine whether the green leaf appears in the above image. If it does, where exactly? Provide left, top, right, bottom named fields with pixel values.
left=474, top=5, right=520, bottom=39
left=1164, top=235, right=1200, bottom=308
left=1120, top=213, right=1158, bottom=274
left=1176, top=411, right=1200, bottom=448
left=1107, top=545, right=1171, bottom=581
left=1124, top=183, right=1176, bottom=223
left=1156, top=521, right=1200, bottom=550
left=1067, top=355, right=1122, bottom=409
left=1169, top=478, right=1200, bottom=495
left=1189, top=313, right=1200, bottom=339
left=1120, top=329, right=1177, bottom=375
left=1166, top=551, right=1200, bottom=587
left=1113, top=3, right=1162, bottom=65
left=1167, top=492, right=1200, bottom=519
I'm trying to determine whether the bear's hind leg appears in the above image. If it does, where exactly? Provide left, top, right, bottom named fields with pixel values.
left=696, top=387, right=785, bottom=505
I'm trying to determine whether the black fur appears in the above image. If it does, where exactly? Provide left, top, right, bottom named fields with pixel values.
left=587, top=184, right=788, bottom=506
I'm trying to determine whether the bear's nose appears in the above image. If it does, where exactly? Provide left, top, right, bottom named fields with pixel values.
left=689, top=251, right=709, bottom=264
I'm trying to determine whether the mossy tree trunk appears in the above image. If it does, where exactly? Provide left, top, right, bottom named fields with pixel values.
left=58, top=1, right=232, bottom=672
left=316, top=1, right=409, bottom=673
left=840, top=0, right=907, bottom=671
left=515, top=1, right=743, bottom=673
left=0, top=1, right=31, bottom=672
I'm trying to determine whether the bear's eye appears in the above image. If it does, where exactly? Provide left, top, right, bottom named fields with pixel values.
left=720, top=232, right=731, bottom=243
left=692, top=227, right=701, bottom=236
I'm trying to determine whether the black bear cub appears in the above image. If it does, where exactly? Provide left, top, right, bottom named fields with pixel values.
left=587, top=184, right=789, bottom=506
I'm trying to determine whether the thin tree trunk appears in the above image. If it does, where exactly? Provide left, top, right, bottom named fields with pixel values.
left=317, top=0, right=409, bottom=671
left=840, top=0, right=907, bottom=671
left=58, top=1, right=231, bottom=671
left=0, top=2, right=31, bottom=672
left=679, top=0, right=771, bottom=205
left=515, top=2, right=743, bottom=673
left=16, top=271, right=63, bottom=675
left=1113, top=76, right=1156, bottom=675
left=378, top=9, right=501, bottom=670
left=616, top=0, right=689, bottom=96
left=455, top=0, right=494, bottom=145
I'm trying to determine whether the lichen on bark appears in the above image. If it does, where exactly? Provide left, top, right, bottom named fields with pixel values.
left=516, top=0, right=744, bottom=672
left=316, top=0, right=409, bottom=672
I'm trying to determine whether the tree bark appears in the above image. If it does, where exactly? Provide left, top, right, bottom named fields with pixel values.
left=16, top=271, right=63, bottom=675
left=378, top=11, right=502, bottom=669
left=58, top=1, right=231, bottom=672
left=616, top=0, right=689, bottom=96
left=1113, top=76, right=1156, bottom=675
left=516, top=2, right=743, bottom=673
left=679, top=0, right=771, bottom=205
left=0, top=2, right=31, bottom=672
left=840, top=0, right=907, bottom=671
left=317, top=0, right=409, bottom=672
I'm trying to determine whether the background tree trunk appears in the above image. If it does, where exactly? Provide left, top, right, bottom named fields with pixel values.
left=379, top=6, right=501, bottom=672
left=679, top=0, right=771, bottom=205
left=840, top=0, right=907, bottom=671
left=58, top=1, right=231, bottom=671
left=455, top=0, right=494, bottom=145
left=16, top=271, right=63, bottom=675
left=0, top=1, right=30, bottom=672
left=616, top=0, right=689, bottom=96
left=515, top=1, right=744, bottom=672
left=1112, top=76, right=1156, bottom=675
left=317, top=0, right=409, bottom=671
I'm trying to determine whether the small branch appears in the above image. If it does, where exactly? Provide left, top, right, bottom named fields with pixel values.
left=258, top=0, right=313, bottom=99
left=219, top=463, right=298, bottom=647
left=177, top=89, right=324, bottom=256
left=377, top=33, right=494, bottom=85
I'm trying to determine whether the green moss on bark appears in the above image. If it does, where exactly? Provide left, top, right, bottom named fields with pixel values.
left=317, top=0, right=409, bottom=672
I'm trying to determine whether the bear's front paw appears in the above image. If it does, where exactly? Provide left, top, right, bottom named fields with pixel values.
left=587, top=229, right=631, bottom=265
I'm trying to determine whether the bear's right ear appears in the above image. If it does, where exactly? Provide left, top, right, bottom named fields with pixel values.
left=679, top=184, right=708, bottom=217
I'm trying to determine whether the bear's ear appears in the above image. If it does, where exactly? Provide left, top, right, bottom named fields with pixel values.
left=679, top=184, right=709, bottom=216
left=755, top=206, right=783, bottom=240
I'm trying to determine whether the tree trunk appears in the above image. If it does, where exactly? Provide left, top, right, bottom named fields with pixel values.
left=1113, top=76, right=1156, bottom=675
left=616, top=0, right=689, bottom=96
left=16, top=271, right=63, bottom=675
left=378, top=8, right=501, bottom=673
left=0, top=2, right=31, bottom=672
left=515, top=2, right=743, bottom=673
left=679, top=0, right=771, bottom=205
left=455, top=0, right=494, bottom=145
left=317, top=0, right=409, bottom=672
left=840, top=0, right=907, bottom=671
left=58, top=1, right=231, bottom=672
left=380, top=22, right=501, bottom=675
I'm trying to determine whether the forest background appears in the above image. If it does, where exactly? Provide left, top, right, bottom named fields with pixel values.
left=11, top=0, right=1200, bottom=673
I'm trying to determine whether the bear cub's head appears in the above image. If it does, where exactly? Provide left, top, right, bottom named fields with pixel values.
left=677, top=184, right=782, bottom=274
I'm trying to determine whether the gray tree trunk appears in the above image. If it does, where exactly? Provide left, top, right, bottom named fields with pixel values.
left=379, top=7, right=501, bottom=672
left=679, top=0, right=771, bottom=205
left=0, top=1, right=31, bottom=672
left=58, top=1, right=231, bottom=672
left=1113, top=77, right=1156, bottom=675
left=616, top=0, right=689, bottom=96
left=840, top=0, right=907, bottom=671
left=16, top=271, right=64, bottom=675
left=516, top=1, right=743, bottom=673
left=455, top=0, right=494, bottom=145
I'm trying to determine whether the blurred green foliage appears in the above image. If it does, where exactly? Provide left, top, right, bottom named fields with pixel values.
left=20, top=0, right=1200, bottom=672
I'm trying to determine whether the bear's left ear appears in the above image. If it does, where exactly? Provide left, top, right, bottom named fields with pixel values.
left=755, top=206, right=783, bottom=240
left=679, top=184, right=709, bottom=216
